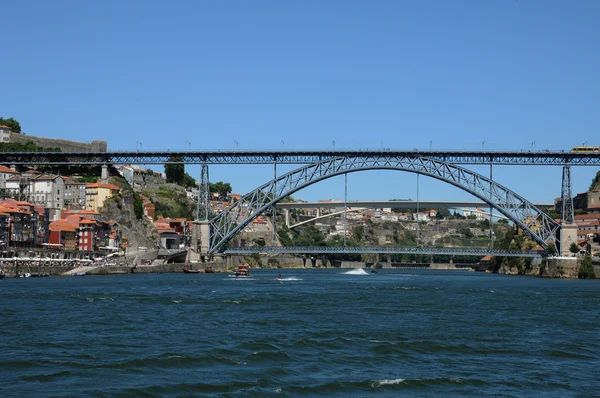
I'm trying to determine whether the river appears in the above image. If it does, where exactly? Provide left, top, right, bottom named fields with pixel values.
left=1, top=269, right=598, bottom=397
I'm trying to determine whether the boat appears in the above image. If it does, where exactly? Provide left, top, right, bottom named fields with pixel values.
left=183, top=268, right=200, bottom=274
left=232, top=264, right=250, bottom=277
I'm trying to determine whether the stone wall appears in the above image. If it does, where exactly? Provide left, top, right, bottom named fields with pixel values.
left=9, top=132, right=107, bottom=152
left=541, top=257, right=580, bottom=278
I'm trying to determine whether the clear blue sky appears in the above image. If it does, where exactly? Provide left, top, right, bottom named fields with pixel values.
left=1, top=0, right=599, bottom=203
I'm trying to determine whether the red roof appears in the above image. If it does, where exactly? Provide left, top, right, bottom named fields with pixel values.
left=0, top=125, right=11, bottom=129
left=86, top=183, right=120, bottom=191
left=0, top=165, right=19, bottom=174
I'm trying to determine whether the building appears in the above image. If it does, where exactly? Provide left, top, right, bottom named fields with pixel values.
left=85, top=183, right=120, bottom=212
left=0, top=125, right=11, bottom=142
left=575, top=213, right=600, bottom=239
left=155, top=221, right=181, bottom=249
left=31, top=175, right=65, bottom=210
left=412, top=212, right=430, bottom=222
left=0, top=165, right=20, bottom=190
left=4, top=173, right=65, bottom=211
left=0, top=199, right=36, bottom=247
left=572, top=190, right=600, bottom=214
left=64, top=177, right=87, bottom=209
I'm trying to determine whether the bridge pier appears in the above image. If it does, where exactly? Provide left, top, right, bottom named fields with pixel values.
left=284, top=209, right=290, bottom=227
left=190, top=220, right=211, bottom=261
left=560, top=223, right=578, bottom=256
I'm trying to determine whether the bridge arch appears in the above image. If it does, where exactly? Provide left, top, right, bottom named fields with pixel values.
left=208, top=155, right=560, bottom=253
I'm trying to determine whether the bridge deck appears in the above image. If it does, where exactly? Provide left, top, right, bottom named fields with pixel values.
left=222, top=246, right=546, bottom=258
left=3, top=150, right=600, bottom=165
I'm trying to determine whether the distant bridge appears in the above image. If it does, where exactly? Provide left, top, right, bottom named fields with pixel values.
left=223, top=246, right=546, bottom=258
left=274, top=200, right=555, bottom=210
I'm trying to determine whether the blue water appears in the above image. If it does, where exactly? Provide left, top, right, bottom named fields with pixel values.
left=1, top=269, right=599, bottom=397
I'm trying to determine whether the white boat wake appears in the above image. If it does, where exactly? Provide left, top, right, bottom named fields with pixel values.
left=343, top=268, right=369, bottom=275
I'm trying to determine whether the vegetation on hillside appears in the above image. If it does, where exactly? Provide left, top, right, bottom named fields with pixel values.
left=0, top=117, right=21, bottom=133
left=142, top=185, right=195, bottom=220
left=0, top=141, right=61, bottom=152
left=578, top=255, right=595, bottom=279
left=164, top=156, right=196, bottom=188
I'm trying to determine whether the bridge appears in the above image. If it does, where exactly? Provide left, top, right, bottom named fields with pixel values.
left=274, top=200, right=551, bottom=228
left=5, top=149, right=590, bottom=258
left=3, top=149, right=600, bottom=165
left=223, top=246, right=545, bottom=258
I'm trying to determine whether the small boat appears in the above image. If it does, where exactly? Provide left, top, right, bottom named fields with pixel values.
left=183, top=268, right=200, bottom=274
left=232, top=264, right=250, bottom=277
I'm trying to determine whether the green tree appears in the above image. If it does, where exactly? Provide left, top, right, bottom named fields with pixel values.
left=353, top=225, right=364, bottom=242
left=569, top=242, right=580, bottom=255
left=209, top=181, right=232, bottom=199
left=578, top=255, right=595, bottom=279
left=546, top=242, right=557, bottom=256
left=165, top=156, right=184, bottom=184
left=181, top=172, right=196, bottom=188
left=436, top=208, right=451, bottom=219
left=0, top=117, right=21, bottom=133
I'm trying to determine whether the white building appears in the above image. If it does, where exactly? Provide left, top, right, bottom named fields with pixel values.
left=0, top=165, right=20, bottom=189
left=0, top=125, right=11, bottom=142
left=463, top=208, right=490, bottom=221
left=5, top=174, right=65, bottom=209
left=381, top=213, right=399, bottom=222
left=412, top=212, right=430, bottom=222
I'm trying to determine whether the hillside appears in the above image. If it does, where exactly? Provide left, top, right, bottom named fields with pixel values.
left=591, top=170, right=600, bottom=191
left=100, top=176, right=157, bottom=250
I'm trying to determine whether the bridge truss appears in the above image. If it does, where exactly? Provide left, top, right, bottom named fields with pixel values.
left=3, top=149, right=600, bottom=166
left=224, top=246, right=545, bottom=258
left=209, top=155, right=561, bottom=254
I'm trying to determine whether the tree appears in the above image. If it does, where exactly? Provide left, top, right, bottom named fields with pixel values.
left=0, top=117, right=21, bottom=133
left=578, top=255, right=595, bottom=279
left=569, top=242, right=580, bottom=255
left=353, top=225, right=364, bottom=242
left=181, top=172, right=196, bottom=188
left=546, top=242, right=557, bottom=256
left=165, top=156, right=184, bottom=184
left=209, top=181, right=232, bottom=199
left=436, top=208, right=451, bottom=219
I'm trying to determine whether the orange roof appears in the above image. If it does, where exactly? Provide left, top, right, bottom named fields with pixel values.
left=480, top=255, right=494, bottom=261
left=0, top=165, right=19, bottom=174
left=86, top=183, right=120, bottom=191
left=80, top=209, right=100, bottom=215
left=80, top=219, right=96, bottom=224
left=0, top=125, right=11, bottom=129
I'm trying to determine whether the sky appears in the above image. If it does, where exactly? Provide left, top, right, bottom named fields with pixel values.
left=1, top=0, right=599, bottom=204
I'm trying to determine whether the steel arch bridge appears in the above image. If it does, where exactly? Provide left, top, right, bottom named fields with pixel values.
left=208, top=155, right=561, bottom=254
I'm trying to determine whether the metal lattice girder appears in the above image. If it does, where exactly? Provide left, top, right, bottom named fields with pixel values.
left=197, top=163, right=210, bottom=221
left=561, top=165, right=574, bottom=224
left=223, top=246, right=545, bottom=258
left=3, top=150, right=600, bottom=165
left=208, top=155, right=561, bottom=254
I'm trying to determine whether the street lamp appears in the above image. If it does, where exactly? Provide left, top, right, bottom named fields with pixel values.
left=333, top=140, right=336, bottom=150
left=234, top=140, right=238, bottom=149
left=531, top=141, right=535, bottom=151
left=281, top=140, right=284, bottom=149
left=482, top=140, right=485, bottom=150
left=136, top=141, right=142, bottom=152
left=429, top=140, right=432, bottom=151
left=186, top=141, right=191, bottom=150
